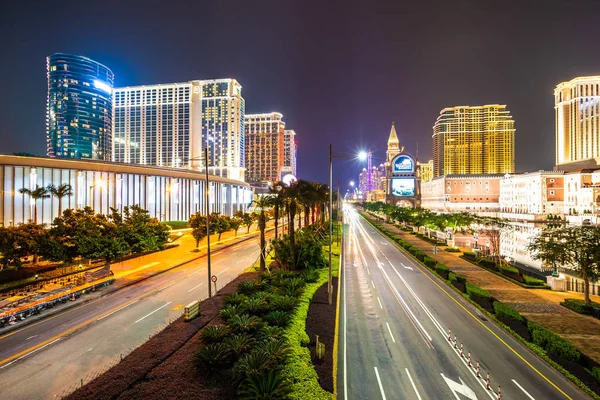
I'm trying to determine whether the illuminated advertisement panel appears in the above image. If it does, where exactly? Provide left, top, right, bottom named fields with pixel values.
left=393, top=155, right=414, bottom=173
left=391, top=178, right=415, bottom=197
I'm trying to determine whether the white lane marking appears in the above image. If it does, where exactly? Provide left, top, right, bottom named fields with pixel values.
left=236, top=259, right=244, bottom=264
left=0, top=338, right=61, bottom=369
left=232, top=244, right=244, bottom=249
left=87, top=347, right=93, bottom=352
left=158, top=281, right=176, bottom=292
left=371, top=280, right=375, bottom=289
left=216, top=268, right=230, bottom=276
left=401, top=263, right=413, bottom=271
left=512, top=379, right=535, bottom=399
left=377, top=296, right=383, bottom=309
left=381, top=241, right=388, bottom=245
left=135, top=302, right=172, bottom=324
left=441, top=374, right=478, bottom=400
left=26, top=335, right=37, bottom=340
left=405, top=368, right=423, bottom=400
left=374, top=367, right=387, bottom=400
left=366, top=266, right=371, bottom=275
left=97, top=300, right=139, bottom=321
left=344, top=240, right=348, bottom=400
left=386, top=322, right=396, bottom=343
left=188, top=283, right=203, bottom=292
left=212, top=251, right=222, bottom=256
left=187, top=268, right=204, bottom=277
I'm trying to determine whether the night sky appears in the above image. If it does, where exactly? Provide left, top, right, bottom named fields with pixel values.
left=1, top=0, right=600, bottom=190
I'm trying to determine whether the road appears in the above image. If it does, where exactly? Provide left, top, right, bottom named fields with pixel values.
left=339, top=209, right=588, bottom=400
left=0, top=233, right=266, bottom=400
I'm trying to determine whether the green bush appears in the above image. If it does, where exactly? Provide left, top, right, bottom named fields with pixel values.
left=463, top=251, right=477, bottom=261
left=270, top=295, right=298, bottom=312
left=523, top=275, right=547, bottom=287
left=415, top=251, right=426, bottom=261
left=220, top=304, right=241, bottom=322
left=201, top=325, right=231, bottom=344
left=479, top=258, right=497, bottom=269
left=224, top=333, right=256, bottom=357
left=493, top=301, right=524, bottom=323
left=228, top=314, right=263, bottom=333
left=589, top=366, right=600, bottom=383
left=163, top=220, right=188, bottom=229
left=435, top=263, right=449, bottom=275
left=194, top=343, right=233, bottom=375
left=560, top=298, right=596, bottom=315
left=445, top=247, right=461, bottom=253
left=299, top=269, right=320, bottom=283
left=257, top=326, right=285, bottom=342
left=271, top=229, right=326, bottom=270
left=240, top=297, right=269, bottom=315
left=238, top=280, right=260, bottom=295
left=237, top=370, right=290, bottom=400
left=499, top=264, right=520, bottom=275
left=223, top=293, right=248, bottom=307
left=466, top=282, right=491, bottom=301
left=528, top=322, right=580, bottom=362
left=408, top=246, right=419, bottom=255
left=423, top=256, right=436, bottom=268
left=265, top=311, right=291, bottom=327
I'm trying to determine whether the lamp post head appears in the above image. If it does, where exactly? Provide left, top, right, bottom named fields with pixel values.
left=358, top=151, right=368, bottom=161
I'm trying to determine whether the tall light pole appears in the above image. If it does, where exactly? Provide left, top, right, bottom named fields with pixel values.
left=329, top=146, right=367, bottom=305
left=205, top=147, right=212, bottom=298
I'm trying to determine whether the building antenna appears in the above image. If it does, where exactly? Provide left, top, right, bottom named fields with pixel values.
left=416, top=141, right=419, bottom=163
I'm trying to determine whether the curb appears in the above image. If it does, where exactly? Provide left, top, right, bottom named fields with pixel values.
left=332, top=222, right=344, bottom=399
left=0, top=228, right=271, bottom=337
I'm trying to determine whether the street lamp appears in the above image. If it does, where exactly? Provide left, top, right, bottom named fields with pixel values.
left=328, top=145, right=364, bottom=305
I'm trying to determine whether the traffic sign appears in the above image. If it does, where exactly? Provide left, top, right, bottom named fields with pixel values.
left=211, top=275, right=218, bottom=283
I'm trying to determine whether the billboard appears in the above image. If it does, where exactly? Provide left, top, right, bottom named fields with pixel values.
left=392, top=155, right=414, bottom=173
left=391, top=178, right=415, bottom=197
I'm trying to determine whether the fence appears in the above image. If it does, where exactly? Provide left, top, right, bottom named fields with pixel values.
left=565, top=277, right=600, bottom=297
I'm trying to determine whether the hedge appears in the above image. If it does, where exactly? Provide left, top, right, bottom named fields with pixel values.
left=414, top=251, right=426, bottom=262
left=523, top=275, right=547, bottom=287
left=499, top=265, right=520, bottom=275
left=466, top=282, right=491, bottom=301
left=560, top=298, right=600, bottom=315
left=423, top=256, right=436, bottom=268
left=449, top=272, right=466, bottom=284
left=528, top=322, right=581, bottom=362
left=493, top=301, right=524, bottom=323
left=434, top=263, right=449, bottom=278
left=282, top=267, right=332, bottom=400
left=444, top=247, right=461, bottom=253
left=463, top=252, right=477, bottom=261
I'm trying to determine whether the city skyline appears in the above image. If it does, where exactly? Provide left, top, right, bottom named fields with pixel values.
left=2, top=0, right=600, bottom=187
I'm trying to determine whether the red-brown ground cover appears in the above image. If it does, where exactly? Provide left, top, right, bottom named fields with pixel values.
left=65, top=272, right=260, bottom=400
left=305, top=277, right=338, bottom=393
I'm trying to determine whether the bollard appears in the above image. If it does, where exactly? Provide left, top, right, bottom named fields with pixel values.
left=460, top=343, right=464, bottom=357
left=467, top=351, right=472, bottom=366
left=447, top=329, right=452, bottom=341
left=476, top=361, right=480, bottom=377
left=486, top=373, right=491, bottom=390
left=497, top=385, right=502, bottom=399
left=453, top=335, right=457, bottom=348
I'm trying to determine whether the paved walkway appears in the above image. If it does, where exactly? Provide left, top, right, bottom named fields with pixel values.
left=365, top=214, right=600, bottom=364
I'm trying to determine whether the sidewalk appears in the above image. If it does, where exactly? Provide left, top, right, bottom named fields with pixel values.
left=366, top=215, right=600, bottom=364
left=0, top=221, right=277, bottom=336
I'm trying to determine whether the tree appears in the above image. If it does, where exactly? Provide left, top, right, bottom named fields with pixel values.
left=76, top=213, right=130, bottom=269
left=46, top=183, right=73, bottom=216
left=475, top=216, right=509, bottom=264
left=0, top=226, right=29, bottom=269
left=253, top=196, right=271, bottom=271
left=267, top=185, right=285, bottom=238
left=229, top=215, right=242, bottom=236
left=116, top=205, right=169, bottom=253
left=239, top=212, right=254, bottom=234
left=210, top=213, right=231, bottom=241
left=282, top=182, right=300, bottom=267
left=19, top=185, right=50, bottom=224
left=189, top=211, right=207, bottom=248
left=529, top=226, right=600, bottom=305
left=15, top=222, right=46, bottom=265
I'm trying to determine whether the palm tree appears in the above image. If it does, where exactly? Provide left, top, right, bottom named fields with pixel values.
left=19, top=185, right=50, bottom=224
left=47, top=183, right=73, bottom=217
left=312, top=183, right=329, bottom=224
left=297, top=180, right=315, bottom=228
left=253, top=196, right=271, bottom=272
left=268, top=183, right=286, bottom=239
left=282, top=182, right=300, bottom=268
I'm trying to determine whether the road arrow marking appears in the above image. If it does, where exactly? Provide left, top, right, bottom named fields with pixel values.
left=441, top=373, right=478, bottom=400
left=401, top=263, right=413, bottom=271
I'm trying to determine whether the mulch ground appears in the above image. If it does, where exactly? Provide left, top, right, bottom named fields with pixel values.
left=65, top=272, right=260, bottom=400
left=305, top=277, right=338, bottom=393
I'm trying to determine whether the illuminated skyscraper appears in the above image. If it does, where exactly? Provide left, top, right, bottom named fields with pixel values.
left=432, top=105, right=515, bottom=177
left=244, top=112, right=285, bottom=183
left=555, top=76, right=600, bottom=170
left=282, top=129, right=297, bottom=177
left=47, top=53, right=114, bottom=160
left=113, top=79, right=245, bottom=180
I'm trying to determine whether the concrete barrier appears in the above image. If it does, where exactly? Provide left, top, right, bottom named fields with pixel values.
left=184, top=300, right=199, bottom=321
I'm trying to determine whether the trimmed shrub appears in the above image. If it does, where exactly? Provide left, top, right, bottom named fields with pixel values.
left=201, top=325, right=231, bottom=344
left=523, top=275, right=547, bottom=287
left=449, top=272, right=466, bottom=292
left=445, top=247, right=461, bottom=253
left=498, top=264, right=524, bottom=282
left=560, top=298, right=596, bottom=315
left=463, top=251, right=477, bottom=261
left=408, top=246, right=419, bottom=255
left=423, top=256, right=436, bottom=268
left=415, top=251, right=426, bottom=262
left=479, top=258, right=498, bottom=270
left=466, top=282, right=493, bottom=312
left=493, top=301, right=524, bottom=323
left=528, top=322, right=581, bottom=362
left=194, top=343, right=233, bottom=375
left=435, top=263, right=449, bottom=279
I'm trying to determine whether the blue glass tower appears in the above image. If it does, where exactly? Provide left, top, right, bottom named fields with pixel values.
left=46, top=53, right=114, bottom=160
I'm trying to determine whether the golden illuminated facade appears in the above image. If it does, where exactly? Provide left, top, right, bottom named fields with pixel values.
left=555, top=76, right=600, bottom=170
left=244, top=112, right=285, bottom=183
left=432, top=105, right=515, bottom=177
left=417, top=159, right=434, bottom=183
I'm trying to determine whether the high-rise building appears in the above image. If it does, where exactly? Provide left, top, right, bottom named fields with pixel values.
left=244, top=112, right=285, bottom=183
left=47, top=53, right=114, bottom=160
left=417, top=159, right=434, bottom=183
left=555, top=76, right=600, bottom=171
left=432, top=105, right=515, bottom=177
left=282, top=129, right=297, bottom=178
left=113, top=79, right=245, bottom=181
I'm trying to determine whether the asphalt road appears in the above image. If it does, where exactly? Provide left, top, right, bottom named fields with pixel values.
left=0, top=233, right=266, bottom=400
left=339, top=209, right=589, bottom=400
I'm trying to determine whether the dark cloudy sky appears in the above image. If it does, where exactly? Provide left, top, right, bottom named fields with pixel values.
left=1, top=0, right=599, bottom=189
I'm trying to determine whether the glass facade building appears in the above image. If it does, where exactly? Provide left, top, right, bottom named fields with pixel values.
left=47, top=53, right=114, bottom=160
left=432, top=105, right=515, bottom=177
left=244, top=112, right=285, bottom=183
left=283, top=129, right=297, bottom=178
